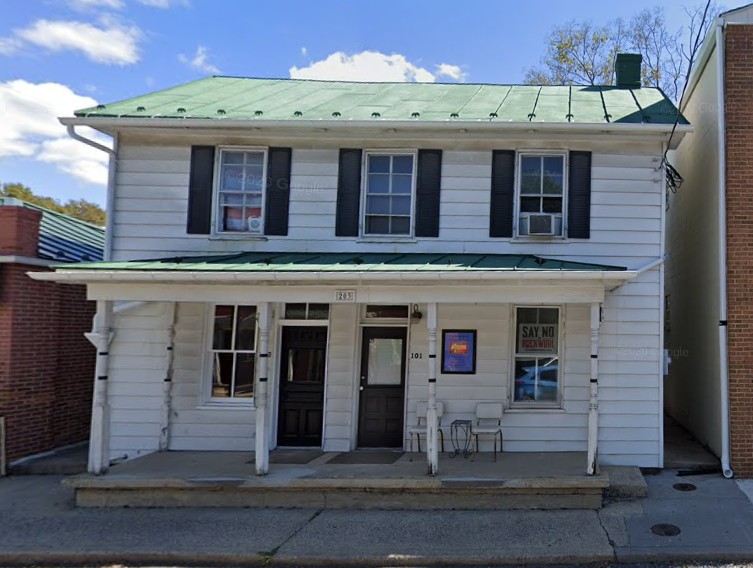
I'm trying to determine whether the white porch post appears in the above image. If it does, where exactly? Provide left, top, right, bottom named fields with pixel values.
left=255, top=302, right=272, bottom=476
left=159, top=302, right=177, bottom=451
left=426, top=302, right=439, bottom=475
left=587, top=302, right=602, bottom=475
left=84, top=300, right=113, bottom=474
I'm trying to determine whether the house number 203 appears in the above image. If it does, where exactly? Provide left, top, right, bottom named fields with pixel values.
left=410, top=353, right=423, bottom=359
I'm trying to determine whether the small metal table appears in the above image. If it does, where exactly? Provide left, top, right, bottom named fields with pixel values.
left=449, top=419, right=473, bottom=459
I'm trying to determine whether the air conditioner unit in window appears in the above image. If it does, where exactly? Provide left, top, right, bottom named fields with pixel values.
left=247, top=216, right=263, bottom=233
left=528, top=214, right=555, bottom=236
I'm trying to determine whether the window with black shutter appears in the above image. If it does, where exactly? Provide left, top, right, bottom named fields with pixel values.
left=185, top=145, right=292, bottom=236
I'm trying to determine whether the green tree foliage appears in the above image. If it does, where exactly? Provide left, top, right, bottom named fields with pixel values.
left=524, top=2, right=721, bottom=101
left=0, top=182, right=106, bottom=226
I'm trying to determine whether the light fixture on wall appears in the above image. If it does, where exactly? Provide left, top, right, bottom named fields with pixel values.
left=410, top=304, right=423, bottom=324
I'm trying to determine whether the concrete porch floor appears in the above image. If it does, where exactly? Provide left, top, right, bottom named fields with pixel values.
left=63, top=450, right=644, bottom=510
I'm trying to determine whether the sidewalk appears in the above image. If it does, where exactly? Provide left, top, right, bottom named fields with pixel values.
left=2, top=469, right=753, bottom=566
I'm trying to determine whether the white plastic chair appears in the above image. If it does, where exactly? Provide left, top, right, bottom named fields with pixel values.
left=471, top=402, right=504, bottom=461
left=408, top=401, right=445, bottom=460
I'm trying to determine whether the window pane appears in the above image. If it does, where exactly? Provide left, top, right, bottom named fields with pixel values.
left=235, top=306, right=257, bottom=350
left=391, top=216, right=410, bottom=235
left=391, top=175, right=412, bottom=194
left=516, top=307, right=558, bottom=354
left=221, top=193, right=243, bottom=205
left=365, top=305, right=409, bottom=318
left=521, top=156, right=540, bottom=176
left=367, top=338, right=403, bottom=385
left=520, top=197, right=541, bottom=213
left=520, top=173, right=541, bottom=195
left=223, top=206, right=246, bottom=231
left=369, top=155, right=390, bottom=173
left=542, top=197, right=562, bottom=213
left=368, top=174, right=390, bottom=194
left=243, top=167, right=263, bottom=192
left=222, top=166, right=244, bottom=191
left=222, top=151, right=244, bottom=164
left=392, top=155, right=413, bottom=174
left=391, top=195, right=411, bottom=215
left=284, top=303, right=307, bottom=319
left=367, top=196, right=390, bottom=215
left=211, top=352, right=234, bottom=397
left=213, top=305, right=234, bottom=350
left=288, top=348, right=326, bottom=383
left=233, top=353, right=255, bottom=397
left=513, top=357, right=558, bottom=402
left=542, top=157, right=564, bottom=195
left=243, top=152, right=264, bottom=168
left=366, top=215, right=389, bottom=234
left=538, top=308, right=559, bottom=324
left=308, top=304, right=330, bottom=320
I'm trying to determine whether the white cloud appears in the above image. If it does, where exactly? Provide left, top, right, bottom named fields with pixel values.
left=290, top=50, right=438, bottom=82
left=178, top=45, right=221, bottom=74
left=0, top=37, right=22, bottom=55
left=0, top=80, right=110, bottom=186
left=136, top=0, right=188, bottom=7
left=6, top=18, right=141, bottom=65
left=436, top=63, right=467, bottom=82
left=68, top=0, right=125, bottom=10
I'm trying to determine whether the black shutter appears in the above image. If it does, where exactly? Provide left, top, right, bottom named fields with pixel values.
left=187, top=145, right=215, bottom=234
left=415, top=149, right=442, bottom=237
left=264, top=147, right=292, bottom=236
left=489, top=150, right=516, bottom=238
left=567, top=151, right=592, bottom=239
left=335, top=148, right=362, bottom=237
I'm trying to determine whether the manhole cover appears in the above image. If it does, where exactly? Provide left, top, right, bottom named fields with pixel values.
left=673, top=482, right=697, bottom=492
left=651, top=523, right=681, bottom=536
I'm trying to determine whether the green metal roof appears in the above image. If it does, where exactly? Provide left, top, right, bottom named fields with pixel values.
left=0, top=197, right=104, bottom=262
left=74, top=76, right=687, bottom=125
left=59, top=252, right=626, bottom=273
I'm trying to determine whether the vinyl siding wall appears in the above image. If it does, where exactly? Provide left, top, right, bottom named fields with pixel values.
left=106, top=280, right=661, bottom=467
left=104, top=134, right=663, bottom=467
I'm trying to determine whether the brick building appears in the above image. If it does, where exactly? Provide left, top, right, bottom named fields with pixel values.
left=666, top=3, right=753, bottom=478
left=0, top=197, right=104, bottom=467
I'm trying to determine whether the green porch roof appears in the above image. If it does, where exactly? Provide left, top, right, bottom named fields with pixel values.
left=74, top=76, right=686, bottom=125
left=59, top=252, right=626, bottom=273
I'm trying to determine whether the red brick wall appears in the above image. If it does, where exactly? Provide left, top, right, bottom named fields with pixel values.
left=0, top=207, right=41, bottom=257
left=725, top=26, right=753, bottom=477
left=0, top=263, right=95, bottom=463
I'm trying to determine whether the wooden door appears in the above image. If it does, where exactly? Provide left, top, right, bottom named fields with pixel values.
left=357, top=327, right=407, bottom=447
left=277, top=326, right=327, bottom=447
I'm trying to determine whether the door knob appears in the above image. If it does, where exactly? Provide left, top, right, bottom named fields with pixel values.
left=359, top=386, right=364, bottom=391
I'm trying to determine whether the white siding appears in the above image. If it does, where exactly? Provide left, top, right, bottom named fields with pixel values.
left=322, top=304, right=357, bottom=452
left=111, top=140, right=663, bottom=269
left=108, top=302, right=170, bottom=460
left=665, top=44, right=723, bottom=455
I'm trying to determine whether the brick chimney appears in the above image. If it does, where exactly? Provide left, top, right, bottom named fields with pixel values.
left=0, top=203, right=42, bottom=257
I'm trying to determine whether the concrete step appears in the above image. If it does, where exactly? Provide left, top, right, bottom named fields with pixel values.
left=66, top=475, right=609, bottom=510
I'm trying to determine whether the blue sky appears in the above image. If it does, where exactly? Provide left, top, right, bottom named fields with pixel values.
left=0, top=0, right=745, bottom=207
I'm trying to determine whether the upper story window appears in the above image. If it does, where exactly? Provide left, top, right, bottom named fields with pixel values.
left=209, top=304, right=257, bottom=400
left=517, top=154, right=566, bottom=238
left=363, top=153, right=416, bottom=236
left=216, top=148, right=267, bottom=234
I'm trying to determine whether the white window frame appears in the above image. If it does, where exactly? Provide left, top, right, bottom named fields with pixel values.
left=201, top=303, right=258, bottom=406
left=514, top=151, right=568, bottom=239
left=212, top=146, right=268, bottom=237
left=510, top=305, right=564, bottom=409
left=360, top=149, right=418, bottom=238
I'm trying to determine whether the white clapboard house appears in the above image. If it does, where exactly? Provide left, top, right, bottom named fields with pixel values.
left=37, top=55, right=689, bottom=476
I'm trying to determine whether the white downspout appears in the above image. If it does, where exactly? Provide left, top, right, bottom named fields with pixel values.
left=426, top=302, right=439, bottom=476
left=159, top=302, right=177, bottom=451
left=255, top=302, right=271, bottom=475
left=587, top=302, right=602, bottom=475
left=716, top=22, right=733, bottom=479
left=84, top=300, right=114, bottom=474
left=66, top=125, right=116, bottom=261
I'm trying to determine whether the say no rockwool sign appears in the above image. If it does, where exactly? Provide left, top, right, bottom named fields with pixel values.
left=517, top=324, right=557, bottom=353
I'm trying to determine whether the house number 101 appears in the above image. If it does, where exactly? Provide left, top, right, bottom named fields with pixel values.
left=411, top=353, right=423, bottom=359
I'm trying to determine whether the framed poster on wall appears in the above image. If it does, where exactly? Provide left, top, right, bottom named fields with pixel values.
left=441, top=330, right=477, bottom=374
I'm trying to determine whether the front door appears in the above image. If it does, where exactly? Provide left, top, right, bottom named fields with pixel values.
left=357, top=327, right=407, bottom=447
left=277, top=326, right=327, bottom=447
